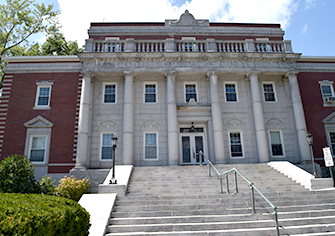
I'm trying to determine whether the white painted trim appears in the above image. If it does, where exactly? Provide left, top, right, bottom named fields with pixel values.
left=224, top=81, right=239, bottom=103
left=228, top=130, right=245, bottom=159
left=143, top=82, right=158, bottom=104
left=268, top=129, right=286, bottom=158
left=184, top=82, right=198, bottom=103
left=262, top=81, right=277, bottom=103
left=143, top=131, right=159, bottom=161
left=102, top=82, right=117, bottom=104
left=3, top=55, right=79, bottom=63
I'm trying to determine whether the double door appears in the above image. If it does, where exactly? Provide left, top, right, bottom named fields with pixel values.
left=180, top=133, right=206, bottom=165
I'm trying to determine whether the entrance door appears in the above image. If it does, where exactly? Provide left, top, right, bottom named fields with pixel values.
left=180, top=133, right=206, bottom=165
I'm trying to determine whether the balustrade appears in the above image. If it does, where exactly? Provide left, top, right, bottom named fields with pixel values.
left=89, top=38, right=291, bottom=54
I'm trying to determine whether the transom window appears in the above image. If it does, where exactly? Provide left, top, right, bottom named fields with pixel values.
left=35, top=83, right=52, bottom=108
left=269, top=131, right=284, bottom=157
left=144, top=83, right=157, bottom=103
left=29, top=135, right=46, bottom=163
left=144, top=132, right=158, bottom=160
left=185, top=83, right=197, bottom=103
left=225, top=83, right=238, bottom=102
left=263, top=82, right=276, bottom=102
left=103, top=83, right=117, bottom=104
left=229, top=131, right=243, bottom=158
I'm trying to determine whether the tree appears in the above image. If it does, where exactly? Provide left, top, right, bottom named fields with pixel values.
left=0, top=0, right=60, bottom=84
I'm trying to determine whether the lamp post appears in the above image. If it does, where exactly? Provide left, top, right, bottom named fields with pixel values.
left=109, top=134, right=118, bottom=184
left=306, top=133, right=317, bottom=177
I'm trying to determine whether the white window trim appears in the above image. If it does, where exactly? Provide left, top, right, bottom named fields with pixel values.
left=224, top=81, right=239, bottom=103
left=28, top=134, right=48, bottom=164
left=184, top=82, right=198, bottom=103
left=262, top=82, right=277, bottom=103
left=268, top=129, right=286, bottom=158
left=34, top=83, right=52, bottom=109
left=319, top=81, right=335, bottom=107
left=143, top=131, right=159, bottom=161
left=100, top=132, right=115, bottom=161
left=102, top=82, right=117, bottom=104
left=228, top=130, right=245, bottom=159
left=143, top=82, right=158, bottom=104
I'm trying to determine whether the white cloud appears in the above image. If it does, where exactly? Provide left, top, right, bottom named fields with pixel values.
left=302, top=23, right=308, bottom=33
left=57, top=0, right=300, bottom=46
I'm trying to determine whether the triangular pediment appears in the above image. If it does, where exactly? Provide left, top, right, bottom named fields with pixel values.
left=322, top=112, right=335, bottom=124
left=24, top=115, right=54, bottom=128
left=166, top=10, right=209, bottom=27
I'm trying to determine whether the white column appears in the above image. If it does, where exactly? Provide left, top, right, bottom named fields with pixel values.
left=166, top=71, right=179, bottom=165
left=75, top=74, right=91, bottom=169
left=248, top=72, right=270, bottom=163
left=208, top=71, right=225, bottom=164
left=287, top=71, right=311, bottom=162
left=122, top=71, right=135, bottom=165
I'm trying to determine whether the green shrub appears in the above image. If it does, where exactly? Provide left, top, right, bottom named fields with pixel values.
left=0, top=154, right=40, bottom=193
left=0, top=193, right=90, bottom=236
left=57, top=176, right=91, bottom=201
left=39, top=176, right=57, bottom=195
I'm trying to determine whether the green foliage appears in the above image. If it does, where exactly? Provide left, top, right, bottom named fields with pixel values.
left=57, top=176, right=91, bottom=202
left=0, top=154, right=40, bottom=194
left=0, top=193, right=90, bottom=236
left=38, top=175, right=57, bottom=195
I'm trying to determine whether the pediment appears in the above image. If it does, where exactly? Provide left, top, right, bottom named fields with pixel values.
left=24, top=115, right=54, bottom=128
left=323, top=112, right=335, bottom=124
left=166, top=10, right=209, bottom=27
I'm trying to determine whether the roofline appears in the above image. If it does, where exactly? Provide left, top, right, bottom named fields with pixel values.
left=3, top=55, right=80, bottom=63
left=298, top=56, right=335, bottom=63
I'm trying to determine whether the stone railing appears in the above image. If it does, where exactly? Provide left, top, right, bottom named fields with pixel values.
left=85, top=38, right=293, bottom=54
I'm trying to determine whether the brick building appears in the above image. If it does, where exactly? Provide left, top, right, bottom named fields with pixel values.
left=1, top=11, right=334, bottom=179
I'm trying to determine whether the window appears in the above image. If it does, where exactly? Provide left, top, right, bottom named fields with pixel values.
left=185, top=83, right=197, bottom=103
left=101, top=133, right=114, bottom=160
left=144, top=132, right=158, bottom=160
left=329, top=132, right=335, bottom=155
left=35, top=83, right=52, bottom=108
left=29, top=135, right=47, bottom=163
left=229, top=131, right=243, bottom=158
left=269, top=131, right=284, bottom=157
left=103, top=83, right=117, bottom=104
left=224, top=82, right=238, bottom=102
left=319, top=81, right=335, bottom=106
left=262, top=82, right=276, bottom=102
left=144, top=83, right=157, bottom=103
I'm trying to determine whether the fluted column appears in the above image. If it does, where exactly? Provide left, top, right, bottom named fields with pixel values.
left=122, top=71, right=135, bottom=165
left=248, top=72, right=270, bottom=163
left=166, top=71, right=179, bottom=165
left=286, top=71, right=311, bottom=162
left=75, top=73, right=92, bottom=169
left=208, top=71, right=225, bottom=164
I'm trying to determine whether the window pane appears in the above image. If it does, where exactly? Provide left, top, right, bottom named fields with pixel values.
left=145, top=94, right=156, bottom=103
left=105, top=94, right=115, bottom=103
left=32, top=137, right=46, bottom=149
left=104, top=85, right=116, bottom=103
left=186, top=85, right=196, bottom=93
left=145, top=146, right=157, bottom=159
left=105, top=85, right=115, bottom=94
left=330, top=132, right=335, bottom=143
left=225, top=84, right=236, bottom=93
left=102, top=133, right=113, bottom=146
left=226, top=93, right=237, bottom=102
left=270, top=131, right=281, bottom=143
left=145, top=85, right=156, bottom=93
left=186, top=93, right=197, bottom=102
left=145, top=133, right=156, bottom=146
left=102, top=147, right=113, bottom=159
left=30, top=150, right=45, bottom=162
left=230, top=132, right=242, bottom=157
left=263, top=84, right=274, bottom=93
left=272, top=144, right=283, bottom=156
left=322, top=85, right=332, bottom=98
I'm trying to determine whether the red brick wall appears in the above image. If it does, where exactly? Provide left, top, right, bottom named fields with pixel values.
left=1, top=71, right=80, bottom=173
left=298, top=72, right=335, bottom=164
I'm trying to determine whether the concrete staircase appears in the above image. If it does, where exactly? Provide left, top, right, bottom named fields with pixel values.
left=105, top=164, right=335, bottom=236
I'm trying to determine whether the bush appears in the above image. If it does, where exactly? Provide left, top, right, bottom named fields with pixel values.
left=39, top=176, right=57, bottom=195
left=57, top=176, right=91, bottom=201
left=0, top=193, right=90, bottom=236
left=0, top=154, right=40, bottom=193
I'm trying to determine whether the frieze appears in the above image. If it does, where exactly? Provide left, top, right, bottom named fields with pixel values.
left=82, top=56, right=296, bottom=71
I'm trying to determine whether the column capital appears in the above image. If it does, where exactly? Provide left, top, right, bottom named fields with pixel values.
left=207, top=71, right=219, bottom=78
left=165, top=70, right=177, bottom=78
left=246, top=71, right=260, bottom=78
left=123, top=71, right=136, bottom=78
left=285, top=71, right=299, bottom=78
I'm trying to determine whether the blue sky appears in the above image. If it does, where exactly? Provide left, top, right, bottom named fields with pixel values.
left=2, top=0, right=334, bottom=56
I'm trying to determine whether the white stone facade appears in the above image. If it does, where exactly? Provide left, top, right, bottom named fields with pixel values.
left=74, top=11, right=311, bottom=169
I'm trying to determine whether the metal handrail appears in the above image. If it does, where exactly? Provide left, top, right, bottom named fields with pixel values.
left=199, top=151, right=279, bottom=236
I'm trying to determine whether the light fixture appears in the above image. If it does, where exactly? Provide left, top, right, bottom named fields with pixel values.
left=110, top=133, right=118, bottom=184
